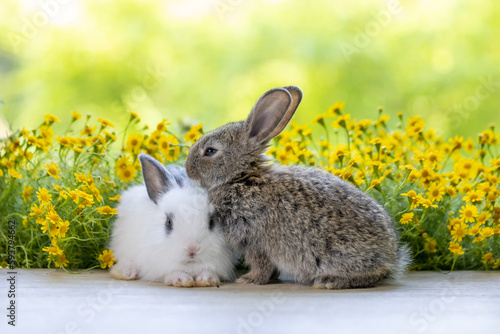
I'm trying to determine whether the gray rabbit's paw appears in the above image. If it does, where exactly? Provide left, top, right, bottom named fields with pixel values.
left=313, top=273, right=385, bottom=289
left=164, top=271, right=195, bottom=287
left=313, top=275, right=359, bottom=289
left=236, top=271, right=269, bottom=285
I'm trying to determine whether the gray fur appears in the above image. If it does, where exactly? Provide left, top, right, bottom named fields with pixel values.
left=185, top=86, right=411, bottom=289
left=139, top=154, right=188, bottom=204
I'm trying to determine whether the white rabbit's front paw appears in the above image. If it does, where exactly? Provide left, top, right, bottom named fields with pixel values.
left=194, top=271, right=220, bottom=287
left=110, top=263, right=139, bottom=280
left=164, top=271, right=195, bottom=287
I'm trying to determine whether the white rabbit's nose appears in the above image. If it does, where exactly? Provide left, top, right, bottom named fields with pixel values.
left=184, top=245, right=200, bottom=258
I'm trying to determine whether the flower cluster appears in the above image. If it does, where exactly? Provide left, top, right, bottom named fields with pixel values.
left=0, top=103, right=498, bottom=271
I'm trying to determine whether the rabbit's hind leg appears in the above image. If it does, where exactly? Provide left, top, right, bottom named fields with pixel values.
left=236, top=249, right=275, bottom=285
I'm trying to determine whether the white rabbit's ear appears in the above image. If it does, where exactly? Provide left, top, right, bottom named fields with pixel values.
left=139, top=154, right=176, bottom=204
left=165, top=165, right=193, bottom=188
left=245, top=86, right=303, bottom=143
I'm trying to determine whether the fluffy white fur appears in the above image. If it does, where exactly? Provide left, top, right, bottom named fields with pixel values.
left=109, top=179, right=235, bottom=287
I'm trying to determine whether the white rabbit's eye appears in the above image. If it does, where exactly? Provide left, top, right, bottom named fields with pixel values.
left=165, top=214, right=174, bottom=234
left=203, top=147, right=217, bottom=157
left=208, top=218, right=215, bottom=231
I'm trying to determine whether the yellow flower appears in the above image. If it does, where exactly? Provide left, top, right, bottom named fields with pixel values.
left=43, top=161, right=62, bottom=180
left=98, top=250, right=116, bottom=269
left=56, top=136, right=72, bottom=148
left=414, top=196, right=438, bottom=209
left=158, top=135, right=181, bottom=162
left=44, top=114, right=61, bottom=125
left=399, top=213, right=414, bottom=225
left=483, top=253, right=494, bottom=264
left=480, top=227, right=494, bottom=238
left=457, top=182, right=474, bottom=194
left=46, top=209, right=62, bottom=224
left=406, top=116, right=425, bottom=137
left=448, top=242, right=464, bottom=256
left=75, top=189, right=93, bottom=201
left=312, top=113, right=327, bottom=125
left=116, top=155, right=131, bottom=170
left=128, top=111, right=141, bottom=122
left=55, top=253, right=69, bottom=268
left=39, top=218, right=51, bottom=233
left=468, top=223, right=482, bottom=236
left=184, top=123, right=204, bottom=143
left=79, top=198, right=94, bottom=208
left=36, top=188, right=52, bottom=205
left=97, top=206, right=118, bottom=215
left=401, top=190, right=418, bottom=199
left=450, top=222, right=468, bottom=242
left=30, top=203, right=45, bottom=216
left=8, top=168, right=22, bottom=179
left=449, top=135, right=463, bottom=150
left=97, top=117, right=115, bottom=128
left=375, top=114, right=390, bottom=127
left=417, top=166, right=435, bottom=185
left=447, top=217, right=461, bottom=231
left=426, top=183, right=445, bottom=202
left=399, top=164, right=416, bottom=171
left=454, top=158, right=479, bottom=180
left=463, top=138, right=475, bottom=153
left=125, top=133, right=144, bottom=153
left=22, top=186, right=34, bottom=202
left=424, top=238, right=437, bottom=253
left=89, top=184, right=102, bottom=201
left=103, top=130, right=117, bottom=141
left=490, top=158, right=500, bottom=170
left=478, top=129, right=496, bottom=145
left=156, top=119, right=170, bottom=132
left=71, top=111, right=82, bottom=120
left=459, top=203, right=478, bottom=223
left=462, top=189, right=484, bottom=204
left=333, top=144, right=349, bottom=159
left=40, top=125, right=54, bottom=141
left=326, top=101, right=345, bottom=116
left=116, top=163, right=137, bottom=182
left=67, top=190, right=80, bottom=204
left=57, top=221, right=70, bottom=238
left=477, top=182, right=493, bottom=194
left=109, top=195, right=122, bottom=201
left=42, top=239, right=63, bottom=256
left=80, top=125, right=97, bottom=136
left=332, top=114, right=351, bottom=129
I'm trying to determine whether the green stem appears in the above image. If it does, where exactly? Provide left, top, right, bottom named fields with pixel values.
left=0, top=179, right=15, bottom=209
left=60, top=264, right=101, bottom=274
left=450, top=256, right=458, bottom=272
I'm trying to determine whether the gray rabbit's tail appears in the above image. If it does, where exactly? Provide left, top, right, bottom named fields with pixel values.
left=385, top=244, right=412, bottom=282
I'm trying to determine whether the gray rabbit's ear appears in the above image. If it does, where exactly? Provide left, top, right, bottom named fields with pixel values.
left=139, top=154, right=176, bottom=204
left=165, top=165, right=193, bottom=188
left=245, top=86, right=303, bottom=143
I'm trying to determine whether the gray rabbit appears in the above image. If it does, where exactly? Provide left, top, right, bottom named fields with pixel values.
left=185, top=86, right=410, bottom=289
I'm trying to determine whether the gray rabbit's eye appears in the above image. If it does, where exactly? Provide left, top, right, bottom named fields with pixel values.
left=165, top=214, right=174, bottom=234
left=203, top=147, right=217, bottom=157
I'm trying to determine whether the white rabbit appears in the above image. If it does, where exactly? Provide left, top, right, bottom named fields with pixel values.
left=109, top=154, right=235, bottom=287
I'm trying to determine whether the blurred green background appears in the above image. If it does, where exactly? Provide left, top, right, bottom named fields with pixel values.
left=0, top=0, right=499, bottom=138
